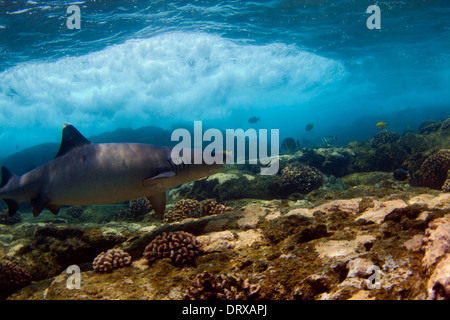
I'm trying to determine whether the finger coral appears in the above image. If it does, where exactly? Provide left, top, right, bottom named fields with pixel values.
left=420, top=149, right=450, bottom=190
left=371, top=130, right=400, bottom=148
left=164, top=199, right=202, bottom=222
left=281, top=162, right=323, bottom=194
left=201, top=200, right=233, bottom=216
left=0, top=260, right=31, bottom=298
left=164, top=199, right=232, bottom=222
left=93, top=248, right=132, bottom=273
left=184, top=272, right=261, bottom=300
left=143, top=231, right=201, bottom=266
left=115, top=197, right=152, bottom=221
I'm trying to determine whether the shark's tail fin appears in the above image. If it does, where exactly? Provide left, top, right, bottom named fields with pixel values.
left=1, top=166, right=20, bottom=216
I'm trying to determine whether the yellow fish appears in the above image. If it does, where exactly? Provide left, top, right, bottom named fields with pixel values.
left=376, top=121, right=388, bottom=130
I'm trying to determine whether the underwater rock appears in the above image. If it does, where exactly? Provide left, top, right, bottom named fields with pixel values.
left=312, top=198, right=362, bottom=215
left=371, top=130, right=400, bottom=148
left=93, top=248, right=132, bottom=273
left=346, top=258, right=377, bottom=279
left=314, top=235, right=376, bottom=262
left=173, top=170, right=286, bottom=201
left=184, top=272, right=261, bottom=300
left=143, top=231, right=202, bottom=266
left=441, top=118, right=450, bottom=132
left=281, top=162, right=323, bottom=194
left=0, top=211, right=22, bottom=225
left=357, top=200, right=408, bottom=224
left=404, top=234, right=427, bottom=252
left=373, top=143, right=410, bottom=172
left=397, top=132, right=430, bottom=154
left=408, top=193, right=450, bottom=210
left=427, top=254, right=450, bottom=300
left=340, top=171, right=392, bottom=187
left=418, top=120, right=442, bottom=134
left=419, top=149, right=450, bottom=190
left=422, top=216, right=450, bottom=270
left=0, top=260, right=32, bottom=299
left=11, top=224, right=128, bottom=281
left=292, top=272, right=337, bottom=300
left=8, top=192, right=450, bottom=300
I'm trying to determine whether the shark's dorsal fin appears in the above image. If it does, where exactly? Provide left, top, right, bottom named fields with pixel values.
left=1, top=166, right=16, bottom=188
left=55, top=123, right=91, bottom=158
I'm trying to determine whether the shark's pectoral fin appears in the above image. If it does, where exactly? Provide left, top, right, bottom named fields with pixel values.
left=147, top=193, right=166, bottom=216
left=146, top=171, right=176, bottom=181
left=143, top=171, right=176, bottom=188
left=3, top=199, right=19, bottom=217
left=46, top=203, right=62, bottom=215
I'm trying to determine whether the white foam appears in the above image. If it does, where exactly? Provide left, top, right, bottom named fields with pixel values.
left=0, top=32, right=346, bottom=155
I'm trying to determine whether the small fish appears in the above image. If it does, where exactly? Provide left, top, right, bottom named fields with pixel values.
left=376, top=122, right=388, bottom=130
left=321, top=136, right=337, bottom=146
left=393, top=169, right=410, bottom=181
left=248, top=116, right=260, bottom=124
left=305, top=122, right=315, bottom=131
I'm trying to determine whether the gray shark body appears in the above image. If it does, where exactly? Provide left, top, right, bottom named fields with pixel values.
left=0, top=124, right=224, bottom=217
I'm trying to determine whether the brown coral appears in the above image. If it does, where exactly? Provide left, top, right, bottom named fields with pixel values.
left=281, top=162, right=323, bottom=194
left=115, top=197, right=152, bottom=221
left=164, top=199, right=233, bottom=222
left=201, top=200, right=233, bottom=216
left=143, top=231, right=202, bottom=266
left=93, top=248, right=132, bottom=273
left=442, top=170, right=450, bottom=192
left=371, top=130, right=400, bottom=148
left=420, top=149, right=450, bottom=190
left=130, top=198, right=152, bottom=215
left=184, top=272, right=261, bottom=300
left=0, top=260, right=31, bottom=298
left=164, top=199, right=202, bottom=222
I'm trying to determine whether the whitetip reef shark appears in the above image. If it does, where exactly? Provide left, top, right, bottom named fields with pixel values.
left=0, top=123, right=225, bottom=217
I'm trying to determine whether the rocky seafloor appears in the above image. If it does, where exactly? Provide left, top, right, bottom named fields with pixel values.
left=1, top=118, right=450, bottom=300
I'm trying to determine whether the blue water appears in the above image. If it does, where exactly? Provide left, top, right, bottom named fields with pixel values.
left=0, top=0, right=449, bottom=158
